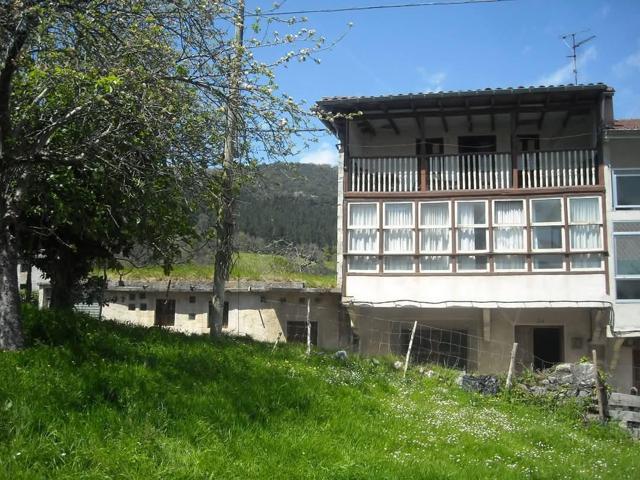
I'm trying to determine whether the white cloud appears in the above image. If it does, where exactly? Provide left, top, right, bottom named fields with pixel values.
left=417, top=67, right=447, bottom=93
left=299, top=143, right=338, bottom=166
left=536, top=45, right=597, bottom=85
left=613, top=44, right=640, bottom=78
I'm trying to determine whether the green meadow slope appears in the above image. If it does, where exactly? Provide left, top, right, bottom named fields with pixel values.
left=0, top=307, right=638, bottom=479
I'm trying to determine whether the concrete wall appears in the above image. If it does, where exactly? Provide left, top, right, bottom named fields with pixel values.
left=349, top=305, right=602, bottom=375
left=99, top=289, right=347, bottom=349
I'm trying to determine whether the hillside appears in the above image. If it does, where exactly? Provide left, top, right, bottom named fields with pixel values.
left=237, top=162, right=338, bottom=248
left=1, top=308, right=638, bottom=479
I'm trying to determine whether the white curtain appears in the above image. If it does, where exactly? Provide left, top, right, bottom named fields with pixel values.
left=569, top=198, right=601, bottom=250
left=494, top=227, right=524, bottom=251
left=349, top=203, right=377, bottom=227
left=420, top=256, right=449, bottom=271
left=349, top=229, right=377, bottom=253
left=421, top=203, right=448, bottom=227
left=570, top=226, right=601, bottom=250
left=384, top=256, right=414, bottom=272
left=421, top=229, right=450, bottom=252
left=494, top=255, right=525, bottom=271
left=385, top=229, right=413, bottom=252
left=457, top=201, right=485, bottom=225
left=385, top=203, right=413, bottom=227
left=571, top=254, right=601, bottom=270
left=570, top=197, right=600, bottom=223
left=494, top=201, right=523, bottom=225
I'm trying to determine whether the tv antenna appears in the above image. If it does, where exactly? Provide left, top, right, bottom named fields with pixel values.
left=561, top=31, right=596, bottom=85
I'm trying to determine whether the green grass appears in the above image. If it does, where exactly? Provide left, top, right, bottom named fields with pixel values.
left=1, top=308, right=638, bottom=479
left=112, top=252, right=337, bottom=288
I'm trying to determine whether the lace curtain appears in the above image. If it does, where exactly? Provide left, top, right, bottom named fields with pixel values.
left=569, top=198, right=601, bottom=250
left=349, top=204, right=378, bottom=253
left=421, top=203, right=450, bottom=253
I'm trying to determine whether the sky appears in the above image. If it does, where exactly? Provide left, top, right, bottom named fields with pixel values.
left=247, top=0, right=640, bottom=165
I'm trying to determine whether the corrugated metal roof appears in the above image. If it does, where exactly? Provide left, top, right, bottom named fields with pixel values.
left=318, top=83, right=612, bottom=104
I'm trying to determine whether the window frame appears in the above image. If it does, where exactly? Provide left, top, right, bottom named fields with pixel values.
left=529, top=197, right=565, bottom=252
left=456, top=255, right=490, bottom=272
left=492, top=199, right=527, bottom=253
left=567, top=196, right=603, bottom=253
left=347, top=202, right=379, bottom=255
left=613, top=227, right=640, bottom=302
left=419, top=200, right=452, bottom=254
left=455, top=200, right=489, bottom=254
left=613, top=169, right=640, bottom=210
left=383, top=255, right=415, bottom=273
left=346, top=255, right=380, bottom=274
left=383, top=201, right=415, bottom=254
left=493, top=254, right=528, bottom=272
left=419, top=255, right=452, bottom=273
left=569, top=253, right=604, bottom=272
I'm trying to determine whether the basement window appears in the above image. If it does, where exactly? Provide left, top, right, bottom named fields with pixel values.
left=128, top=304, right=136, bottom=311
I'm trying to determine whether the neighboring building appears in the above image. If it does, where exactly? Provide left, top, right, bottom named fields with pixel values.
left=38, top=280, right=348, bottom=349
left=603, top=119, right=640, bottom=391
left=17, top=262, right=45, bottom=293
left=317, top=84, right=621, bottom=380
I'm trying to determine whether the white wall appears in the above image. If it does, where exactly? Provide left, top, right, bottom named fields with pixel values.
left=345, top=274, right=608, bottom=307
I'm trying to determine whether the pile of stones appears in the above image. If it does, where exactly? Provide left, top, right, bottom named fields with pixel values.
left=517, top=362, right=597, bottom=399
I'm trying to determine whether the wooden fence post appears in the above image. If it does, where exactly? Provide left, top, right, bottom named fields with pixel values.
left=306, top=297, right=311, bottom=356
left=403, top=321, right=418, bottom=378
left=272, top=332, right=282, bottom=354
left=506, top=342, right=519, bottom=389
left=593, top=349, right=608, bottom=423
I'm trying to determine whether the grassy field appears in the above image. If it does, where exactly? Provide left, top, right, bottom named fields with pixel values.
left=112, top=252, right=336, bottom=288
left=1, top=308, right=639, bottom=479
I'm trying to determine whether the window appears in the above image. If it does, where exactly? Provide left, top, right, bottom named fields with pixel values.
left=128, top=304, right=136, bottom=311
left=571, top=254, right=602, bottom=271
left=188, top=313, right=196, bottom=320
left=530, top=198, right=563, bottom=251
left=189, top=295, right=196, bottom=304
left=456, top=201, right=488, bottom=271
left=568, top=197, right=602, bottom=251
left=614, top=226, right=640, bottom=300
left=347, top=202, right=379, bottom=272
left=129, top=293, right=136, bottom=301
left=140, top=303, right=147, bottom=311
left=494, top=255, right=526, bottom=272
left=532, top=254, right=565, bottom=271
left=493, top=200, right=526, bottom=252
left=287, top=321, right=318, bottom=345
left=614, top=170, right=640, bottom=209
left=383, top=202, right=414, bottom=272
left=139, top=292, right=146, bottom=300
left=419, top=201, right=451, bottom=272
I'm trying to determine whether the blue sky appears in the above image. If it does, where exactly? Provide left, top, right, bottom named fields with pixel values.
left=249, top=0, right=640, bottom=164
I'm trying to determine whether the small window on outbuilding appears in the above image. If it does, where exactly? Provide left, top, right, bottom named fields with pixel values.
left=189, top=295, right=196, bottom=304
left=140, top=303, right=147, bottom=311
left=129, top=293, right=136, bottom=301
left=188, top=313, right=196, bottom=320
left=139, top=292, right=146, bottom=299
left=128, top=304, right=136, bottom=311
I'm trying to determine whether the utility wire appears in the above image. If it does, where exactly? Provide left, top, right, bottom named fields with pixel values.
left=248, top=0, right=516, bottom=17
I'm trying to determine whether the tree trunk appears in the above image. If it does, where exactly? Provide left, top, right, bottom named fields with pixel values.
left=0, top=220, right=23, bottom=350
left=25, top=262, right=32, bottom=303
left=49, top=260, right=76, bottom=310
left=210, top=0, right=244, bottom=337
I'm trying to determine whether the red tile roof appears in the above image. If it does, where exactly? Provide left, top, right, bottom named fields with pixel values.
left=611, top=119, right=640, bottom=130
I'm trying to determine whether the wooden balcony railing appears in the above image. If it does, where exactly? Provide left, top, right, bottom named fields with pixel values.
left=519, top=149, right=597, bottom=188
left=428, top=153, right=512, bottom=191
left=350, top=156, right=418, bottom=192
left=347, top=149, right=598, bottom=193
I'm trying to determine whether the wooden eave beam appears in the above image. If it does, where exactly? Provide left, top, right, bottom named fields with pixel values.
left=537, top=94, right=550, bottom=129
left=490, top=97, right=495, bottom=131
left=465, top=99, right=473, bottom=132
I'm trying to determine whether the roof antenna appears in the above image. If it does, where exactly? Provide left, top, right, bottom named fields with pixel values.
left=560, top=30, right=596, bottom=85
